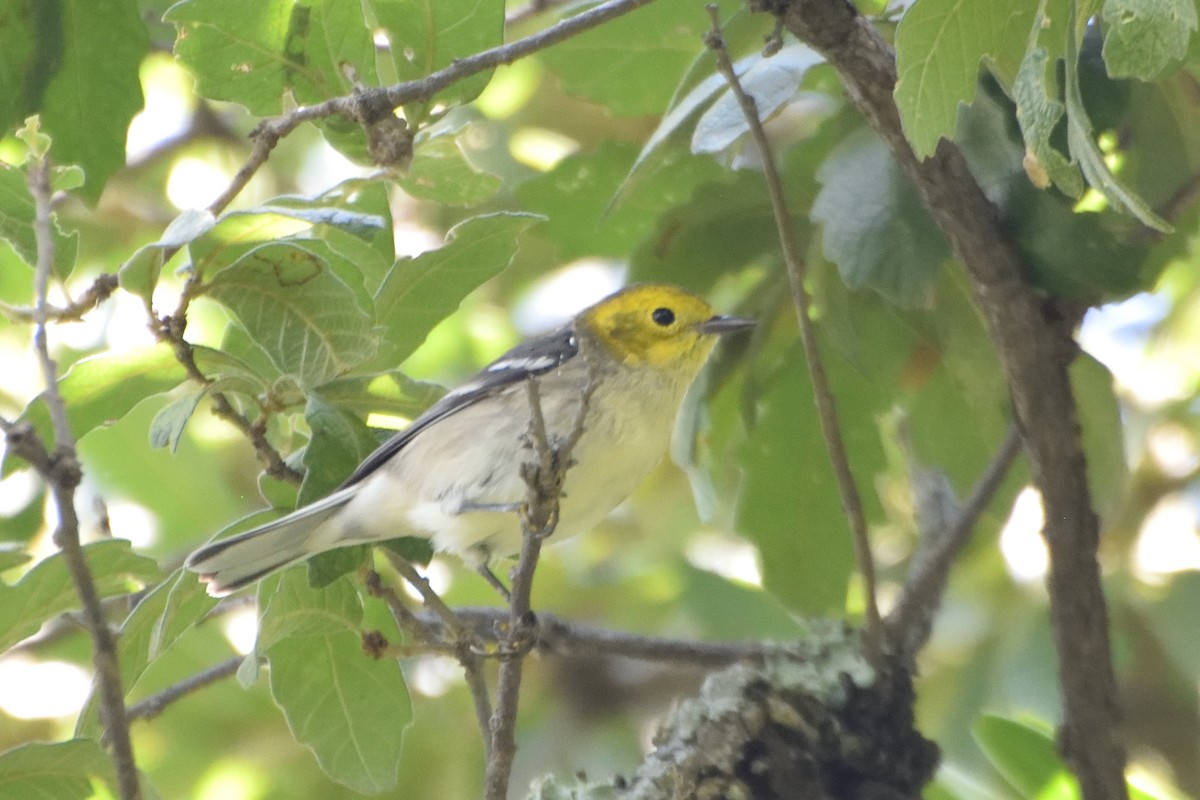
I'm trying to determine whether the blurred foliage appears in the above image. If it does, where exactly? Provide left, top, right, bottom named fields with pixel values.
left=1, top=0, right=1199, bottom=798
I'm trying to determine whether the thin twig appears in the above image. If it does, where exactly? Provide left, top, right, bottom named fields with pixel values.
left=365, top=569, right=494, bottom=753
left=26, top=158, right=141, bottom=800
left=127, top=656, right=243, bottom=722
left=203, top=0, right=662, bottom=219
left=0, top=273, right=118, bottom=323
left=484, top=371, right=598, bottom=800
left=703, top=7, right=884, bottom=659
left=886, top=425, right=1022, bottom=662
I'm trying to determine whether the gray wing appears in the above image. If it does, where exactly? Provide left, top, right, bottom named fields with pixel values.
left=337, top=325, right=580, bottom=489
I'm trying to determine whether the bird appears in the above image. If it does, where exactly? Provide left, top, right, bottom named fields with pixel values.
left=185, top=283, right=753, bottom=596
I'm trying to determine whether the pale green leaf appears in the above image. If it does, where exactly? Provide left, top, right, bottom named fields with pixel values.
left=1101, top=0, right=1197, bottom=80
left=298, top=393, right=382, bottom=504
left=268, top=630, right=411, bottom=793
left=369, top=0, right=504, bottom=111
left=165, top=0, right=376, bottom=115
left=692, top=44, right=824, bottom=154
left=36, top=0, right=147, bottom=202
left=0, top=739, right=117, bottom=800
left=2, top=345, right=187, bottom=477
left=0, top=540, right=161, bottom=653
left=811, top=129, right=949, bottom=307
left=1012, top=47, right=1085, bottom=197
left=205, top=242, right=380, bottom=386
left=395, top=133, right=501, bottom=206
left=258, top=569, right=362, bottom=651
left=1062, top=8, right=1171, bottom=232
left=539, top=0, right=718, bottom=116
left=973, top=715, right=1074, bottom=799
left=148, top=391, right=205, bottom=452
left=894, top=0, right=1038, bottom=158
left=371, top=212, right=543, bottom=368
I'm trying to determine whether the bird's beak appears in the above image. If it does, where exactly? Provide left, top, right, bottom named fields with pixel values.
left=698, top=315, right=756, bottom=335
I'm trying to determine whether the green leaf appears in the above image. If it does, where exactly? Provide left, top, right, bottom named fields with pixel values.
left=2, top=345, right=187, bottom=477
left=539, top=0, right=718, bottom=116
left=223, top=202, right=385, bottom=241
left=692, top=44, right=824, bottom=154
left=1062, top=6, right=1171, bottom=232
left=371, top=212, right=543, bottom=368
left=1101, top=0, right=1197, bottom=80
left=258, top=569, right=362, bottom=650
left=0, top=540, right=161, bottom=653
left=165, top=0, right=375, bottom=116
left=317, top=370, right=444, bottom=420
left=521, top=142, right=723, bottom=264
left=0, top=739, right=118, bottom=800
left=633, top=53, right=759, bottom=176
left=205, top=242, right=380, bottom=387
left=395, top=133, right=501, bottom=206
left=811, top=128, right=949, bottom=307
left=1012, top=47, right=1085, bottom=197
left=370, top=0, right=504, bottom=113
left=77, top=568, right=219, bottom=739
left=191, top=344, right=274, bottom=399
left=0, top=546, right=32, bottom=573
left=119, top=208, right=217, bottom=303
left=33, top=0, right=147, bottom=202
left=973, top=715, right=1076, bottom=798
left=894, top=0, right=1038, bottom=158
left=149, top=391, right=205, bottom=452
left=0, top=2, right=35, bottom=138
left=268, top=630, right=411, bottom=793
left=0, top=161, right=79, bottom=276
left=298, top=393, right=382, bottom=504
left=738, top=348, right=862, bottom=616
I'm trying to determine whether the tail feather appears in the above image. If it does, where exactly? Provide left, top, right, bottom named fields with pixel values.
left=185, top=489, right=357, bottom=596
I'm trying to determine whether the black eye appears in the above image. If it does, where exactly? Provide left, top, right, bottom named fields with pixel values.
left=651, top=307, right=675, bottom=327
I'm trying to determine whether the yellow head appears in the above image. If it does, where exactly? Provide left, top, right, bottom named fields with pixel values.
left=578, top=284, right=753, bottom=373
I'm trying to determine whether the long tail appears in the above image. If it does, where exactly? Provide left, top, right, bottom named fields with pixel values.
left=185, top=488, right=357, bottom=596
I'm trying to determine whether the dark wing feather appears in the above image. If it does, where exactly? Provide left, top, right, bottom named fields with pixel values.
left=338, top=325, right=580, bottom=489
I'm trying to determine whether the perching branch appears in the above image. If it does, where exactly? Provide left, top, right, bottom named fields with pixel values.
left=0, top=273, right=118, bottom=323
left=703, top=8, right=883, bottom=660
left=755, top=0, right=1128, bottom=797
left=484, top=371, right=598, bottom=800
left=365, top=568, right=494, bottom=754
left=24, top=157, right=142, bottom=800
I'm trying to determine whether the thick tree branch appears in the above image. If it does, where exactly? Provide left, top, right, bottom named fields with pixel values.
left=25, top=158, right=142, bottom=800
left=703, top=8, right=883, bottom=659
left=756, top=1, right=1127, bottom=797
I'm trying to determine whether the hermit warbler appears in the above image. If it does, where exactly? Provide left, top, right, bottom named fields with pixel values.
left=186, top=283, right=753, bottom=595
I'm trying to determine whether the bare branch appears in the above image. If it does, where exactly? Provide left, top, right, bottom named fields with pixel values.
left=205, top=0, right=663, bottom=218
left=702, top=7, right=883, bottom=659
left=26, top=157, right=142, bottom=800
left=0, top=273, right=118, bottom=323
left=484, top=369, right=598, bottom=800
left=759, top=0, right=1128, bottom=796
left=127, top=656, right=243, bottom=722
left=431, top=608, right=774, bottom=668
left=887, top=425, right=1022, bottom=662
left=365, top=569, right=494, bottom=753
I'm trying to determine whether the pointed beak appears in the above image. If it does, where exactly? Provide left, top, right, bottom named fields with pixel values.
left=697, top=315, right=755, bottom=335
